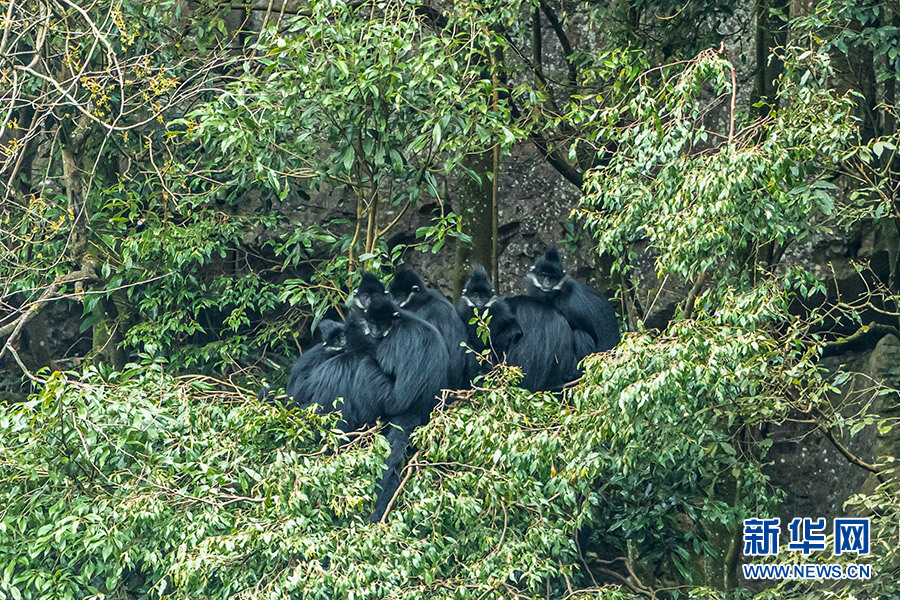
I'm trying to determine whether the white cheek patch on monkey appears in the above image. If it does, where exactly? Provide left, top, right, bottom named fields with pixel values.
left=551, top=275, right=569, bottom=291
left=528, top=271, right=565, bottom=292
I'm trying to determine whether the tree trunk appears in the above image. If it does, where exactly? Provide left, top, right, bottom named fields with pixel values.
left=452, top=150, right=494, bottom=300
left=753, top=0, right=789, bottom=118
left=89, top=296, right=126, bottom=369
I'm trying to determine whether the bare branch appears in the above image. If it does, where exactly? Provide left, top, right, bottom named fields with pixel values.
left=0, top=266, right=99, bottom=359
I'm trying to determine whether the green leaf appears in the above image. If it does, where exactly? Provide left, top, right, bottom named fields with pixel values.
left=432, top=122, right=442, bottom=148
left=342, top=146, right=355, bottom=171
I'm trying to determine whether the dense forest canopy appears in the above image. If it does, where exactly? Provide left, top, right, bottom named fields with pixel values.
left=1, top=0, right=899, bottom=598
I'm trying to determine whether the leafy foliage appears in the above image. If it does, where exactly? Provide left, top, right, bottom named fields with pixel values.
left=575, top=41, right=899, bottom=598
left=579, top=47, right=858, bottom=284
left=0, top=363, right=627, bottom=599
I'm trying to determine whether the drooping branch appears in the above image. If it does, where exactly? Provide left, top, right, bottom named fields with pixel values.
left=818, top=424, right=884, bottom=482
left=494, top=72, right=584, bottom=187
left=529, top=132, right=584, bottom=187
left=0, top=265, right=99, bottom=359
left=807, top=402, right=887, bottom=484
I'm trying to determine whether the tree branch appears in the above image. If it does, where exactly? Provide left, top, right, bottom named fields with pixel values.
left=528, top=132, right=584, bottom=187
left=538, top=0, right=578, bottom=89
left=824, top=322, right=900, bottom=352
left=0, top=266, right=99, bottom=359
left=682, top=271, right=707, bottom=319
left=379, top=450, right=421, bottom=523
left=818, top=422, right=885, bottom=483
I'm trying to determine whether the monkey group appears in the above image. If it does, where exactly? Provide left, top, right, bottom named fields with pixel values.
left=264, top=247, right=620, bottom=521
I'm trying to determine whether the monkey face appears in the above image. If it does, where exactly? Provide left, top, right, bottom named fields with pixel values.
left=388, top=270, right=425, bottom=308
left=350, top=273, right=386, bottom=309
left=462, top=290, right=495, bottom=308
left=342, top=317, right=378, bottom=351
left=323, top=328, right=346, bottom=352
left=527, top=248, right=569, bottom=294
left=351, top=291, right=375, bottom=310
left=364, top=297, right=399, bottom=339
left=364, top=314, right=397, bottom=339
left=390, top=284, right=420, bottom=308
left=316, top=320, right=346, bottom=354
left=527, top=268, right=565, bottom=293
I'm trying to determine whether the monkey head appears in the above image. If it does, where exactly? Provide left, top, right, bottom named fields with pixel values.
left=363, top=294, right=400, bottom=339
left=317, top=319, right=346, bottom=353
left=388, top=270, right=425, bottom=309
left=461, top=264, right=497, bottom=309
left=341, top=315, right=377, bottom=352
left=526, top=248, right=568, bottom=295
left=349, top=272, right=386, bottom=310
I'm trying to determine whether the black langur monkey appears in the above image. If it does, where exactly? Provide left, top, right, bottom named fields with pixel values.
left=363, top=293, right=450, bottom=521
left=293, top=316, right=394, bottom=432
left=348, top=272, right=387, bottom=310
left=388, top=270, right=470, bottom=389
left=456, top=265, right=522, bottom=377
left=505, top=295, right=578, bottom=391
left=283, top=319, right=345, bottom=404
left=258, top=319, right=344, bottom=404
left=526, top=248, right=620, bottom=359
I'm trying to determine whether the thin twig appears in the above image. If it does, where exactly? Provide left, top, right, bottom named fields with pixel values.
left=0, top=267, right=98, bottom=359
left=7, top=345, right=48, bottom=383
left=379, top=450, right=421, bottom=523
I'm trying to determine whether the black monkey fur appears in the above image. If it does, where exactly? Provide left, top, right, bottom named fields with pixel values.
left=456, top=265, right=522, bottom=377
left=283, top=319, right=345, bottom=404
left=258, top=319, right=344, bottom=405
left=363, top=293, right=450, bottom=521
left=505, top=294, right=578, bottom=391
left=527, top=248, right=620, bottom=359
left=364, top=292, right=449, bottom=417
left=389, top=270, right=470, bottom=389
left=293, top=316, right=394, bottom=432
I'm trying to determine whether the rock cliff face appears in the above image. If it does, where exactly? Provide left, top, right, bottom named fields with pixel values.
left=384, top=143, right=590, bottom=299
left=764, top=218, right=900, bottom=520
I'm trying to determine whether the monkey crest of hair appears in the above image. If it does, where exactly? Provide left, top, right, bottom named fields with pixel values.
left=544, top=247, right=562, bottom=266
